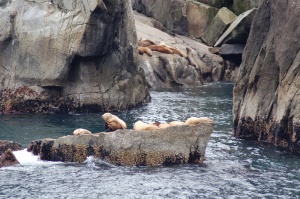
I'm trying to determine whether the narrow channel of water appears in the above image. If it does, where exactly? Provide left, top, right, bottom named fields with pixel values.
left=0, top=83, right=299, bottom=198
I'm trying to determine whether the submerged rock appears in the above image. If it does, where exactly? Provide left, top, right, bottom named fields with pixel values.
left=0, top=149, right=20, bottom=168
left=0, top=0, right=150, bottom=114
left=233, top=0, right=300, bottom=152
left=0, top=140, right=22, bottom=156
left=27, top=122, right=214, bottom=166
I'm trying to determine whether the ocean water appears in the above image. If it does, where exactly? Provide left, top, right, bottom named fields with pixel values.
left=0, top=83, right=299, bottom=198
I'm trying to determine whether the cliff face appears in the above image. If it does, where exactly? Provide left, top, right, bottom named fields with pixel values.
left=0, top=0, right=150, bottom=113
left=233, top=0, right=300, bottom=152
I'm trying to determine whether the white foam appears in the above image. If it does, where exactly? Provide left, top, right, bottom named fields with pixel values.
left=13, top=149, right=60, bottom=166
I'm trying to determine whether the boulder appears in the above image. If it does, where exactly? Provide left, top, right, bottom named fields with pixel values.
left=233, top=0, right=263, bottom=15
left=214, top=8, right=257, bottom=47
left=0, top=0, right=150, bottom=114
left=131, top=0, right=188, bottom=35
left=186, top=1, right=219, bottom=39
left=0, top=140, right=22, bottom=156
left=0, top=149, right=20, bottom=168
left=233, top=0, right=300, bottom=152
left=135, top=12, right=227, bottom=88
left=27, top=122, right=214, bottom=166
left=202, top=7, right=237, bottom=46
left=219, top=44, right=245, bottom=64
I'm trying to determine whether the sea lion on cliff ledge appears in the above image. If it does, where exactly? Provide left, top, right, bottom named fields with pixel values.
left=138, top=46, right=153, bottom=56
left=102, top=113, right=127, bottom=131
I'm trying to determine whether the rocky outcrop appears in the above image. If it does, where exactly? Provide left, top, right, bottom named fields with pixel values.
left=233, top=0, right=300, bottom=152
left=201, top=7, right=237, bottom=46
left=233, top=0, right=263, bottom=15
left=0, top=140, right=22, bottom=156
left=135, top=12, right=229, bottom=88
left=214, top=8, right=257, bottom=47
left=0, top=0, right=150, bottom=114
left=27, top=122, right=214, bottom=166
left=0, top=149, right=20, bottom=168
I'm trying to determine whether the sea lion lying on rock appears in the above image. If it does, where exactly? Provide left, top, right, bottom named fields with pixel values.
left=185, top=117, right=214, bottom=125
left=148, top=45, right=174, bottom=54
left=73, top=128, right=92, bottom=136
left=138, top=46, right=153, bottom=56
left=169, top=121, right=185, bottom=126
left=138, top=39, right=156, bottom=47
left=133, top=120, right=160, bottom=130
left=102, top=113, right=127, bottom=131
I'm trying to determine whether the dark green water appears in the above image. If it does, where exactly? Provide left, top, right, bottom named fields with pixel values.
left=0, top=83, right=299, bottom=198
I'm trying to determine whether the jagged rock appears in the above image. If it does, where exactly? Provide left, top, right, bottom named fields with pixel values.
left=233, top=0, right=263, bottom=15
left=0, top=140, right=22, bottom=156
left=27, top=122, right=214, bottom=166
left=135, top=12, right=228, bottom=88
left=202, top=7, right=237, bottom=46
left=195, top=0, right=233, bottom=8
left=186, top=1, right=219, bottom=39
left=0, top=0, right=150, bottom=114
left=214, top=8, right=257, bottom=47
left=233, top=0, right=300, bottom=152
left=219, top=44, right=245, bottom=64
left=0, top=149, right=20, bottom=168
left=131, top=0, right=188, bottom=35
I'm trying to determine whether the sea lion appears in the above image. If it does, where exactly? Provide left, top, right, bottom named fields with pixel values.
left=133, top=120, right=160, bottom=130
left=158, top=123, right=170, bottom=129
left=73, top=128, right=92, bottom=136
left=138, top=39, right=156, bottom=47
left=102, top=113, right=127, bottom=131
left=159, top=42, right=187, bottom=57
left=169, top=121, right=185, bottom=126
left=138, top=46, right=153, bottom=56
left=184, top=117, right=214, bottom=125
left=148, top=45, right=174, bottom=54
left=186, top=47, right=199, bottom=68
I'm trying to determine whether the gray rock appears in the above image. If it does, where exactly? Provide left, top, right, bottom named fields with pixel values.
left=233, top=0, right=263, bottom=15
left=186, top=1, right=219, bottom=39
left=219, top=44, right=245, bottom=64
left=233, top=0, right=300, bottom=152
left=0, top=140, right=22, bottom=156
left=0, top=149, right=20, bottom=168
left=27, top=122, right=214, bottom=166
left=194, top=0, right=233, bottom=8
left=0, top=0, right=150, bottom=113
left=214, top=8, right=257, bottom=47
left=202, top=7, right=237, bottom=46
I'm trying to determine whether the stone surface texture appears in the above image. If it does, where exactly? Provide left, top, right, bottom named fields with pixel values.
left=27, top=122, right=214, bottom=166
left=233, top=0, right=300, bottom=152
left=0, top=140, right=22, bottom=156
left=233, top=0, right=263, bottom=15
left=202, top=7, right=237, bottom=46
left=0, top=0, right=150, bottom=114
left=214, top=8, right=257, bottom=47
left=0, top=149, right=20, bottom=168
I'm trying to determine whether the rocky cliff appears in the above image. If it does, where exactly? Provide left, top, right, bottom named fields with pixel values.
left=0, top=0, right=150, bottom=114
left=233, top=0, right=300, bottom=152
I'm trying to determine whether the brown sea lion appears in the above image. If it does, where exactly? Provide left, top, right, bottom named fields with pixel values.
left=102, top=113, right=127, bottom=131
left=184, top=117, right=214, bottom=125
left=73, top=128, right=92, bottom=136
left=186, top=47, right=199, bottom=68
left=133, top=120, right=160, bottom=130
left=138, top=39, right=156, bottom=47
left=138, top=46, right=153, bottom=56
left=158, top=42, right=187, bottom=57
left=148, top=45, right=174, bottom=54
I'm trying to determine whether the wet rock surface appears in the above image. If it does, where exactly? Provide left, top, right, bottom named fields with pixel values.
left=0, top=0, right=150, bottom=114
left=27, top=122, right=214, bottom=166
left=0, top=149, right=20, bottom=168
left=0, top=140, right=22, bottom=156
left=233, top=0, right=300, bottom=152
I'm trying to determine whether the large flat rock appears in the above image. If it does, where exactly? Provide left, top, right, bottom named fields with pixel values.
left=27, top=122, right=214, bottom=166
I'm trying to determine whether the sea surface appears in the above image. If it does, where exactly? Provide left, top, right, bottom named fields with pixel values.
left=0, top=83, right=299, bottom=198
